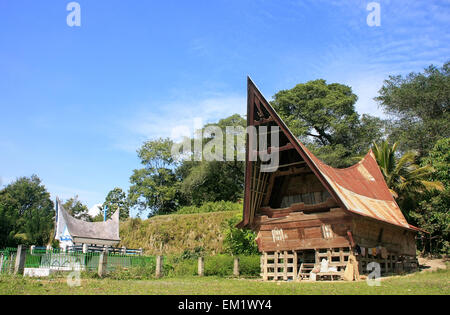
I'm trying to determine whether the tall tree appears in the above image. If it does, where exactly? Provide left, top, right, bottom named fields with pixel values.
left=128, top=138, right=184, bottom=216
left=0, top=175, right=54, bottom=247
left=410, top=138, right=450, bottom=254
left=103, top=187, right=130, bottom=221
left=375, top=61, right=450, bottom=157
left=271, top=79, right=386, bottom=167
left=62, top=196, right=91, bottom=221
left=180, top=114, right=246, bottom=205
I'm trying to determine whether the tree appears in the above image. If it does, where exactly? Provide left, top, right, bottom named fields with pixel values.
left=410, top=138, right=450, bottom=254
left=179, top=114, right=246, bottom=205
left=103, top=187, right=130, bottom=221
left=375, top=61, right=450, bottom=157
left=371, top=140, right=444, bottom=216
left=128, top=138, right=183, bottom=216
left=62, top=196, right=91, bottom=221
left=0, top=175, right=54, bottom=247
left=271, top=79, right=386, bottom=167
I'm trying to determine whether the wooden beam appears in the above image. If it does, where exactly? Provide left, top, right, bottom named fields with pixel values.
left=253, top=117, right=274, bottom=126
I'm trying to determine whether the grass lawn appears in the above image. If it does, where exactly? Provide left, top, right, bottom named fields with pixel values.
left=0, top=268, right=448, bottom=295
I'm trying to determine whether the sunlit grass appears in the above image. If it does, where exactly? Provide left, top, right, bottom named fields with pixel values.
left=0, top=267, right=448, bottom=295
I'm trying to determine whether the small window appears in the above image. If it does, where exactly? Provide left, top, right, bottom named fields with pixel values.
left=321, top=224, right=333, bottom=239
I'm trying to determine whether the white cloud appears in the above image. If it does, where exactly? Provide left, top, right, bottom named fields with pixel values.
left=113, top=95, right=246, bottom=153
left=88, top=204, right=103, bottom=217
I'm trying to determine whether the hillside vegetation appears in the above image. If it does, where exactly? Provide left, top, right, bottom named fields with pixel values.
left=119, top=211, right=241, bottom=255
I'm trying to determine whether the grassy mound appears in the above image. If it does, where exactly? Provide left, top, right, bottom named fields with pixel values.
left=119, top=211, right=240, bottom=255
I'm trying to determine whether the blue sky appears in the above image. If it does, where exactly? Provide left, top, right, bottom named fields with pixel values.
left=1, top=0, right=449, bottom=216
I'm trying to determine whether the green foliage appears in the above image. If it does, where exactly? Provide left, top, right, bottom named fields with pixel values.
left=176, top=201, right=242, bottom=214
left=271, top=79, right=386, bottom=167
left=62, top=196, right=91, bottom=221
left=372, top=140, right=444, bottom=217
left=103, top=187, right=130, bottom=221
left=223, top=213, right=259, bottom=256
left=128, top=115, right=246, bottom=216
left=128, top=138, right=184, bottom=216
left=376, top=61, right=450, bottom=157
left=0, top=175, right=54, bottom=247
left=106, top=253, right=259, bottom=280
left=237, top=255, right=261, bottom=277
left=410, top=138, right=450, bottom=254
left=204, top=255, right=234, bottom=276
left=179, top=114, right=246, bottom=205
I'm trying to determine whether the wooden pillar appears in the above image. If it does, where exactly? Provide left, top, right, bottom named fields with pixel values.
left=198, top=257, right=204, bottom=277
left=97, top=252, right=108, bottom=277
left=283, top=251, right=288, bottom=281
left=156, top=255, right=163, bottom=278
left=0, top=253, right=4, bottom=273
left=293, top=251, right=298, bottom=280
left=233, top=257, right=240, bottom=277
left=14, top=245, right=26, bottom=275
left=274, top=251, right=278, bottom=281
left=262, top=252, right=268, bottom=281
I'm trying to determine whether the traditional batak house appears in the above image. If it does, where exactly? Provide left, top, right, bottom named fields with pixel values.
left=238, top=78, right=419, bottom=281
left=55, top=198, right=120, bottom=250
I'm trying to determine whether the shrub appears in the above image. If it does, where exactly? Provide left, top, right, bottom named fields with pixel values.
left=238, top=255, right=260, bottom=277
left=204, top=255, right=234, bottom=277
left=223, top=213, right=259, bottom=255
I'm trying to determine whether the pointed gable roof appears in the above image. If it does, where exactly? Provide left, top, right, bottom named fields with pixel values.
left=56, top=198, right=121, bottom=245
left=240, top=77, right=413, bottom=231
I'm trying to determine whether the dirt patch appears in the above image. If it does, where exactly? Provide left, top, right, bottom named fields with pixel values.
left=418, top=257, right=448, bottom=273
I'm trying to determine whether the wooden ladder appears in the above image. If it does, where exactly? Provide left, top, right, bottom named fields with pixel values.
left=298, top=263, right=315, bottom=280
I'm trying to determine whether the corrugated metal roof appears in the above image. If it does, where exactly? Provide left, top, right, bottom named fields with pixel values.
left=298, top=143, right=411, bottom=229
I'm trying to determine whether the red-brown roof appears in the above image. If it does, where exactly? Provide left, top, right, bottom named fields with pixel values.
left=298, top=143, right=410, bottom=229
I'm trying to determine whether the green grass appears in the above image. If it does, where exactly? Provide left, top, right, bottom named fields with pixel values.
left=119, top=211, right=239, bottom=255
left=1, top=268, right=448, bottom=295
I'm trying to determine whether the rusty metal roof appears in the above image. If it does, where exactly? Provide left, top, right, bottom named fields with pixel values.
left=298, top=143, right=411, bottom=229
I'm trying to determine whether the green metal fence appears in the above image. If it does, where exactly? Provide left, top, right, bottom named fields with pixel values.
left=0, top=247, right=155, bottom=274
left=0, top=248, right=17, bottom=274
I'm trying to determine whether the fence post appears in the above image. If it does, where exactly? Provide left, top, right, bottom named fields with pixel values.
left=14, top=245, right=26, bottom=275
left=198, top=257, right=204, bottom=277
left=30, top=245, right=35, bottom=255
left=0, top=253, right=4, bottom=273
left=139, top=248, right=143, bottom=256
left=82, top=244, right=88, bottom=254
left=98, top=252, right=108, bottom=277
left=121, top=246, right=127, bottom=255
left=46, top=244, right=52, bottom=253
left=156, top=255, right=163, bottom=278
left=234, top=257, right=240, bottom=277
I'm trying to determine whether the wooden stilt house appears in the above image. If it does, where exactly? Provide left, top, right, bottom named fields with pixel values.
left=238, top=78, right=419, bottom=281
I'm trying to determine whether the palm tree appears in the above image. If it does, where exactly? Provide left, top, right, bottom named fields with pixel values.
left=371, top=140, right=444, bottom=203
